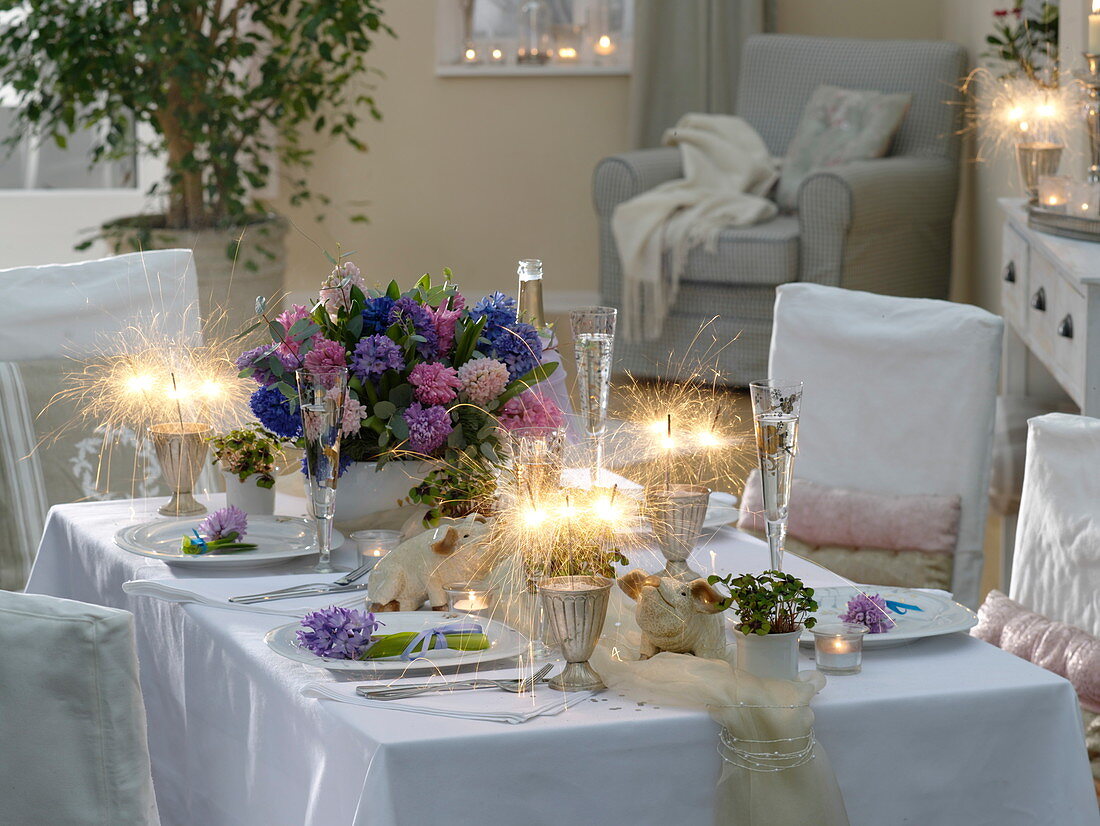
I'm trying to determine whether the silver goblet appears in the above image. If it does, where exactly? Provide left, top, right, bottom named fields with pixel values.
left=645, top=484, right=710, bottom=581
left=539, top=575, right=613, bottom=691
left=150, top=422, right=211, bottom=517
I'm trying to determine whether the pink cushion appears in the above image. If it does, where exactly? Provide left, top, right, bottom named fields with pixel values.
left=973, top=590, right=1100, bottom=713
left=738, top=470, right=961, bottom=553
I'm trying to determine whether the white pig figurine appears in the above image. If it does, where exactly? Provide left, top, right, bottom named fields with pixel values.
left=368, top=514, right=493, bottom=612
left=618, top=569, right=726, bottom=660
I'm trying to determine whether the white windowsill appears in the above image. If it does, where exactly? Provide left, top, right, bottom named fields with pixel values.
left=436, top=64, right=629, bottom=78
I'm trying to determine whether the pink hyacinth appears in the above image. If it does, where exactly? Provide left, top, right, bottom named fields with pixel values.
left=276, top=304, right=314, bottom=356
left=431, top=292, right=466, bottom=354
left=320, top=261, right=367, bottom=316
left=498, top=389, right=564, bottom=430
left=303, top=338, right=348, bottom=374
left=456, top=357, right=510, bottom=406
left=408, top=362, right=462, bottom=405
left=328, top=387, right=366, bottom=436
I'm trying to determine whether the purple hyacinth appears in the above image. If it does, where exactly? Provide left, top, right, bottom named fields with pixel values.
left=839, top=592, right=894, bottom=634
left=403, top=402, right=453, bottom=455
left=351, top=334, right=405, bottom=381
left=389, top=297, right=438, bottom=359
left=197, top=506, right=248, bottom=541
left=297, top=606, right=382, bottom=660
left=235, top=345, right=300, bottom=387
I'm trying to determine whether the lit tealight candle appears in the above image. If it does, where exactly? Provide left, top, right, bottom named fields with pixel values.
left=350, top=529, right=402, bottom=566
left=490, top=46, right=504, bottom=63
left=557, top=46, right=578, bottom=61
left=811, top=623, right=868, bottom=675
left=445, top=582, right=495, bottom=615
left=1090, top=0, right=1100, bottom=55
left=594, top=34, right=615, bottom=57
left=462, top=44, right=479, bottom=64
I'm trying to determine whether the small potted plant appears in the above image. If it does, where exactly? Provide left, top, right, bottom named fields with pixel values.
left=708, top=570, right=818, bottom=681
left=210, top=424, right=285, bottom=516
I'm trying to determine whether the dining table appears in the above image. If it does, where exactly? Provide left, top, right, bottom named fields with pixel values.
left=25, top=495, right=1100, bottom=826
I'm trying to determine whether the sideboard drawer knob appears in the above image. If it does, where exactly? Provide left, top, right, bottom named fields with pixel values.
left=1058, top=314, right=1074, bottom=339
left=1031, top=287, right=1046, bottom=311
left=1004, top=261, right=1016, bottom=283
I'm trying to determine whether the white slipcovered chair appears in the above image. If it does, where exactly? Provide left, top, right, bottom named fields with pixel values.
left=1011, top=413, right=1100, bottom=637
left=0, top=250, right=201, bottom=589
left=0, top=590, right=159, bottom=825
left=768, top=283, right=1004, bottom=608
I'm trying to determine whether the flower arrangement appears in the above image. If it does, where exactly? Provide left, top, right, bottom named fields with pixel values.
left=707, top=570, right=818, bottom=635
left=839, top=592, right=894, bottom=634
left=983, top=4, right=1058, bottom=86
left=237, top=262, right=561, bottom=522
left=209, top=424, right=284, bottom=489
left=296, top=607, right=489, bottom=660
left=181, top=506, right=257, bottom=554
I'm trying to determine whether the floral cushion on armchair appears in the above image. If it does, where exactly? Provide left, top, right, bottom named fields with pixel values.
left=776, top=84, right=912, bottom=210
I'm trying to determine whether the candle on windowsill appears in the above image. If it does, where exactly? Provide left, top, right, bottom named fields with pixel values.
left=462, top=43, right=480, bottom=64
left=594, top=34, right=616, bottom=57
left=811, top=623, right=868, bottom=675
left=489, top=45, right=505, bottom=64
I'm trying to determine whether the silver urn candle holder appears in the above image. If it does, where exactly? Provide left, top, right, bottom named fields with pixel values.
left=645, top=484, right=710, bottom=581
left=539, top=575, right=613, bottom=691
left=149, top=422, right=211, bottom=517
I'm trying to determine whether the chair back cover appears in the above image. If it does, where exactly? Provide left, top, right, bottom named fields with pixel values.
left=1011, top=413, right=1100, bottom=637
left=0, top=250, right=200, bottom=588
left=735, top=34, right=966, bottom=163
left=0, top=591, right=159, bottom=825
left=768, top=283, right=1003, bottom=608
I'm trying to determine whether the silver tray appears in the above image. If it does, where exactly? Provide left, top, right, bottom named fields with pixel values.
left=1028, top=205, right=1100, bottom=243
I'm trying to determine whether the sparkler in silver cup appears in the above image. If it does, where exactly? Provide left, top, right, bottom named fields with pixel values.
left=748, top=380, right=803, bottom=571
left=645, top=484, right=710, bottom=581
left=150, top=422, right=211, bottom=516
left=539, top=575, right=613, bottom=691
left=570, top=306, right=616, bottom=483
left=297, top=368, right=348, bottom=574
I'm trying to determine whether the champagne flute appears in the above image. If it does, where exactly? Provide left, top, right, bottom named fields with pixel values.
left=569, top=306, right=616, bottom=483
left=748, top=380, right=803, bottom=571
left=296, top=367, right=348, bottom=574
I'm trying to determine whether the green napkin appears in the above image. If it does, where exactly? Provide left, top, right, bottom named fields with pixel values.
left=360, top=631, right=490, bottom=660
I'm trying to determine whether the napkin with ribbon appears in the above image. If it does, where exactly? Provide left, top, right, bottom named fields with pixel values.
left=122, top=574, right=368, bottom=617
left=301, top=677, right=593, bottom=725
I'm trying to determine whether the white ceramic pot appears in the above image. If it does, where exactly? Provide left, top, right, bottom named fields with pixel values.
left=223, top=472, right=276, bottom=516
left=735, top=628, right=802, bottom=681
left=331, top=460, right=432, bottom=524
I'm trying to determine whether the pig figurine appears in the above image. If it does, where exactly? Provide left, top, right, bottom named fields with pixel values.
left=368, top=514, right=493, bottom=612
left=618, top=569, right=727, bottom=660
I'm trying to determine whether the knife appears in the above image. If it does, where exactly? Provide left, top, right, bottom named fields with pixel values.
left=230, top=581, right=372, bottom=605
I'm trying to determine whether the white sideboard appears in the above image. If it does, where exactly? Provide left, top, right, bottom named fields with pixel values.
left=998, top=197, right=1100, bottom=588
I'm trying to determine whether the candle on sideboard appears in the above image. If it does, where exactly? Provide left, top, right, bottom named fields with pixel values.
left=1091, top=1, right=1100, bottom=55
left=1038, top=176, right=1069, bottom=210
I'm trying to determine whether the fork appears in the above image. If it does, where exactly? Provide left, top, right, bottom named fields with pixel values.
left=356, top=664, right=553, bottom=700
left=229, top=559, right=376, bottom=604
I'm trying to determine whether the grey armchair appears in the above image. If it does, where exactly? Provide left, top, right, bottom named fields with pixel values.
left=593, top=34, right=967, bottom=384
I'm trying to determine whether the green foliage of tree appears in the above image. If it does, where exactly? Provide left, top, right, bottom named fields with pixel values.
left=0, top=1, right=393, bottom=229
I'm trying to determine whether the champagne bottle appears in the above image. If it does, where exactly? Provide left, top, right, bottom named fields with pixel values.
left=517, top=258, right=546, bottom=329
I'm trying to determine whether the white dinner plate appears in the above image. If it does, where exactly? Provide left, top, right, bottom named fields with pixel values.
left=266, top=611, right=529, bottom=677
left=798, top=586, right=978, bottom=649
left=115, top=515, right=343, bottom=570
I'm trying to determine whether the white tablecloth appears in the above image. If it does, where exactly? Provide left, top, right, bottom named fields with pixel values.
left=27, top=498, right=1099, bottom=826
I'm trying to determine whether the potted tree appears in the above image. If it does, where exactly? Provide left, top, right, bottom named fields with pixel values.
left=0, top=2, right=391, bottom=335
left=709, top=570, right=818, bottom=681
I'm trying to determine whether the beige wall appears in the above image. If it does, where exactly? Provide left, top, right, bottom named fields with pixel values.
left=272, top=1, right=629, bottom=306
left=775, top=0, right=943, bottom=40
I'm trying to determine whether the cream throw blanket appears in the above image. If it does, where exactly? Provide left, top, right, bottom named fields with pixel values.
left=612, top=113, right=779, bottom=342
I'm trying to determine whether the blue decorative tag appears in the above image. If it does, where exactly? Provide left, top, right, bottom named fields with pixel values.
left=884, top=599, right=922, bottom=615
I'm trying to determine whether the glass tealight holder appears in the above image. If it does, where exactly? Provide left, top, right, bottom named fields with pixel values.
left=811, top=623, right=868, bottom=675
left=350, top=529, right=402, bottom=567
left=444, top=582, right=496, bottom=617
